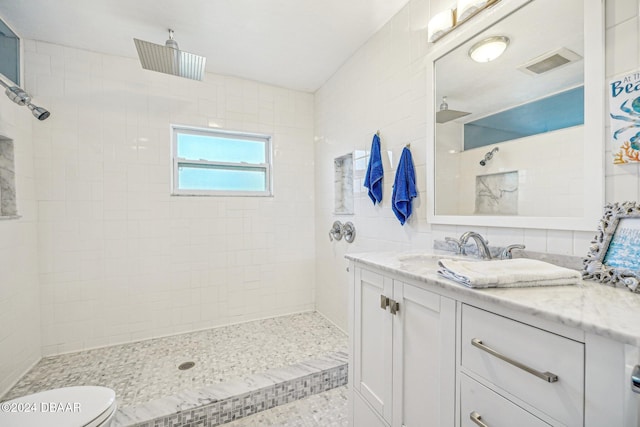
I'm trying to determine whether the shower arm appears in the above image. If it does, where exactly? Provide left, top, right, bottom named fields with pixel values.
left=0, top=77, right=51, bottom=120
left=479, top=147, right=500, bottom=166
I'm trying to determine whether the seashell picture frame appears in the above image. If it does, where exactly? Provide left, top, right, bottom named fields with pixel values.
left=583, top=201, right=640, bottom=292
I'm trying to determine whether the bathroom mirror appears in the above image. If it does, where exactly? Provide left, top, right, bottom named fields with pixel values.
left=425, top=0, right=604, bottom=230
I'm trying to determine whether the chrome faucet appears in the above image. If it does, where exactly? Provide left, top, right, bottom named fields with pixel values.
left=500, top=244, right=525, bottom=260
left=445, top=236, right=463, bottom=254
left=459, top=231, right=492, bottom=260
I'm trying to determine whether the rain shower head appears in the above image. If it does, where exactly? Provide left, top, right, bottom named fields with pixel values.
left=436, top=96, right=470, bottom=124
left=134, top=29, right=206, bottom=81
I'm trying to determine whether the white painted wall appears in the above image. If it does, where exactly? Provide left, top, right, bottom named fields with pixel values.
left=314, top=0, right=639, bottom=331
left=24, top=41, right=316, bottom=356
left=0, top=82, right=41, bottom=395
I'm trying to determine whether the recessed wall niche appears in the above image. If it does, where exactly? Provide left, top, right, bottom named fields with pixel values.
left=0, top=136, right=17, bottom=217
left=334, top=153, right=354, bottom=215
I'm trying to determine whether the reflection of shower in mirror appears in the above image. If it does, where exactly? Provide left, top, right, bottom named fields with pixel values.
left=479, top=147, right=499, bottom=166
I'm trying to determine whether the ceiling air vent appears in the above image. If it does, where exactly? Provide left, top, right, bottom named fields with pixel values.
left=518, top=47, right=582, bottom=76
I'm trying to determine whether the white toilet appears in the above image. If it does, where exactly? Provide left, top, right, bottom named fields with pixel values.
left=0, top=386, right=117, bottom=427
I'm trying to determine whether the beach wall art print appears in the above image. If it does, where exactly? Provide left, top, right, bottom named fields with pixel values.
left=609, top=70, right=640, bottom=164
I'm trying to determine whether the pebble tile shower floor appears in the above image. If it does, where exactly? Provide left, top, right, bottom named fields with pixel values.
left=3, top=312, right=347, bottom=410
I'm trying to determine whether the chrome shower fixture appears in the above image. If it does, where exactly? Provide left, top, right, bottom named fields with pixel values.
left=5, top=86, right=30, bottom=105
left=479, top=147, right=499, bottom=166
left=0, top=78, right=51, bottom=121
left=134, top=29, right=206, bottom=81
left=436, top=96, right=470, bottom=124
left=28, top=103, right=51, bottom=121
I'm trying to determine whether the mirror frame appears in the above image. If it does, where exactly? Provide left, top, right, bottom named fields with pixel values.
left=425, top=0, right=604, bottom=231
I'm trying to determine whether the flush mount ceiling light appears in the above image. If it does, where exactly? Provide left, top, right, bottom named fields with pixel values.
left=468, top=36, right=510, bottom=63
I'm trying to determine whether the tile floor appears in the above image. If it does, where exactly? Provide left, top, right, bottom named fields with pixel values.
left=223, top=386, right=348, bottom=427
left=3, top=312, right=347, bottom=409
left=112, top=352, right=348, bottom=426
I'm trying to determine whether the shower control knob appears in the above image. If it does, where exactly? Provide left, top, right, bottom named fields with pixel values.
left=329, top=221, right=344, bottom=241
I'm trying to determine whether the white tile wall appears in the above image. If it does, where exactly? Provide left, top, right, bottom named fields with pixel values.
left=0, top=77, right=41, bottom=395
left=314, top=0, right=640, bottom=331
left=24, top=41, right=316, bottom=356
left=443, top=127, right=583, bottom=217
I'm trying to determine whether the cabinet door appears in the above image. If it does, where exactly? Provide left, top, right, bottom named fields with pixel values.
left=354, top=390, right=389, bottom=427
left=392, top=281, right=456, bottom=427
left=354, top=268, right=393, bottom=423
left=585, top=333, right=640, bottom=427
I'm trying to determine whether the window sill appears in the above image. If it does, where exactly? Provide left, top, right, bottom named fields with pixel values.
left=0, top=215, right=21, bottom=220
left=171, top=192, right=274, bottom=198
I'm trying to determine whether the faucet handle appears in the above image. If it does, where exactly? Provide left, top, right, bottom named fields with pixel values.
left=329, top=221, right=344, bottom=241
left=445, top=237, right=464, bottom=255
left=500, top=244, right=526, bottom=260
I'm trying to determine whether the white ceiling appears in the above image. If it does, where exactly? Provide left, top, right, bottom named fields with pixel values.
left=435, top=0, right=583, bottom=121
left=0, top=0, right=410, bottom=92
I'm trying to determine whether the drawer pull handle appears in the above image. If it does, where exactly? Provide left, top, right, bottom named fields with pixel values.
left=471, top=338, right=559, bottom=383
left=470, top=411, right=489, bottom=427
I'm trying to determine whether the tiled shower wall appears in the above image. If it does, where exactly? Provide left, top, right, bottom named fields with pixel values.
left=24, top=41, right=316, bottom=356
left=314, top=0, right=640, bottom=331
left=0, top=87, right=41, bottom=393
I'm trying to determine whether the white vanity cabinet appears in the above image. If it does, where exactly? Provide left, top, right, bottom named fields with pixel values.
left=459, top=304, right=584, bottom=427
left=349, top=265, right=456, bottom=427
left=348, top=254, right=640, bottom=427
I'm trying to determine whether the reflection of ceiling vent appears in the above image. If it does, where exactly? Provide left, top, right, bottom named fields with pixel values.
left=518, top=48, right=582, bottom=76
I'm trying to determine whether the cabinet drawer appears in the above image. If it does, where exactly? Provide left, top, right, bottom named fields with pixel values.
left=461, top=373, right=550, bottom=427
left=461, top=305, right=584, bottom=426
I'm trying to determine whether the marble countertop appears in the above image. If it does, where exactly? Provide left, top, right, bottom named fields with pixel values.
left=346, top=251, right=640, bottom=347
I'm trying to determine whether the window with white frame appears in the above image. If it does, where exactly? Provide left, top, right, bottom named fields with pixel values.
left=171, top=125, right=272, bottom=196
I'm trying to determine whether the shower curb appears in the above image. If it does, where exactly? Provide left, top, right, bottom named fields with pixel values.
left=111, top=351, right=348, bottom=427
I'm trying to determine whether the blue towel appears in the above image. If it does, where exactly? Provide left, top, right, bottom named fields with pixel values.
left=364, top=134, right=383, bottom=204
left=392, top=147, right=418, bottom=225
